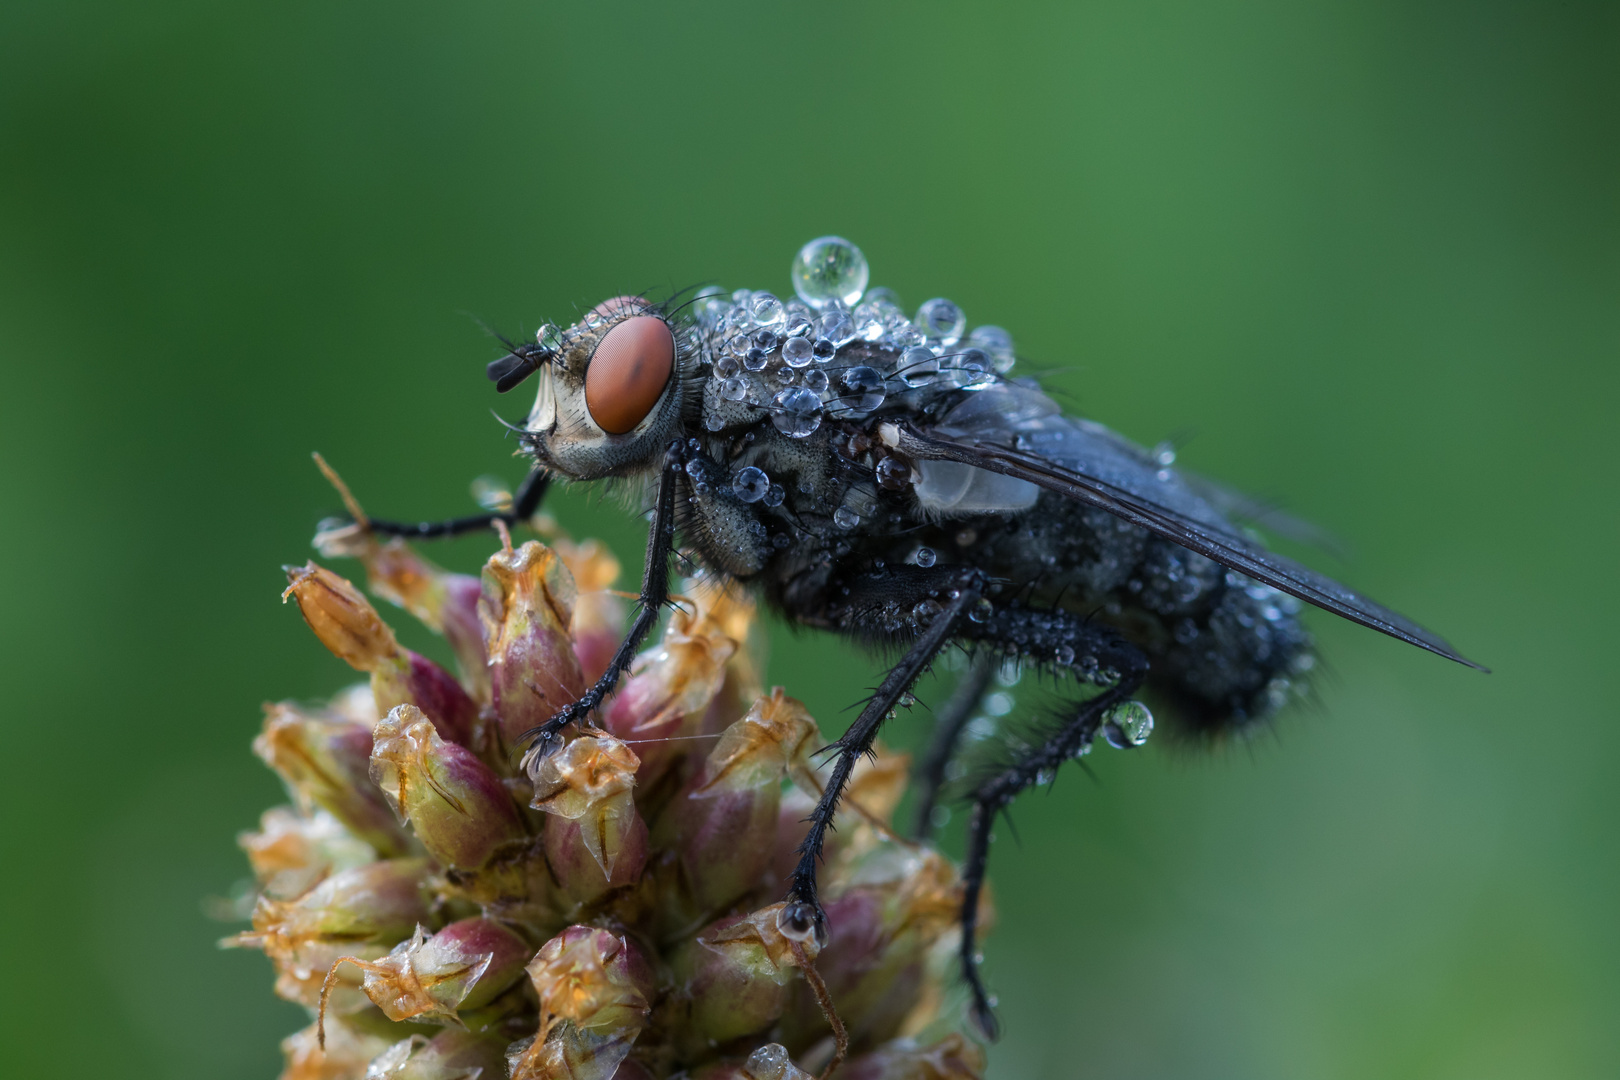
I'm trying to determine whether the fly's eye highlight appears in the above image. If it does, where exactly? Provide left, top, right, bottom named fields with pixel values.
left=584, top=314, right=674, bottom=434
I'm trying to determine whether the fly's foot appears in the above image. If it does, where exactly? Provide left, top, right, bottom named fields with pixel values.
left=777, top=897, right=828, bottom=949
left=517, top=695, right=597, bottom=756
left=967, top=980, right=1002, bottom=1042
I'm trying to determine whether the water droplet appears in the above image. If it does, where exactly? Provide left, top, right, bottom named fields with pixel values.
left=914, top=546, right=937, bottom=568
left=791, top=236, right=869, bottom=310
left=815, top=308, right=857, bottom=347
left=1151, top=440, right=1177, bottom=467
left=782, top=335, right=814, bottom=367
left=749, top=291, right=786, bottom=328
left=852, top=291, right=901, bottom=342
left=833, top=506, right=859, bottom=529
left=897, top=345, right=940, bottom=388
left=837, top=365, right=887, bottom=412
left=930, top=804, right=952, bottom=827
left=733, top=466, right=769, bottom=503
left=875, top=456, right=912, bottom=490
left=969, top=597, right=994, bottom=623
left=784, top=313, right=814, bottom=338
left=714, top=354, right=741, bottom=378
left=744, top=1042, right=795, bottom=1080
left=968, top=324, right=1015, bottom=372
left=801, top=368, right=828, bottom=393
left=1102, top=701, right=1154, bottom=748
left=911, top=599, right=942, bottom=623
left=752, top=328, right=781, bottom=351
left=1055, top=644, right=1075, bottom=665
left=812, top=337, right=838, bottom=361
left=763, top=483, right=786, bottom=508
left=721, top=376, right=748, bottom=401
left=771, top=387, right=823, bottom=438
left=899, top=691, right=918, bottom=706
left=945, top=347, right=996, bottom=389
left=535, top=323, right=564, bottom=350
left=915, top=298, right=966, bottom=345
left=985, top=691, right=1014, bottom=716
left=744, top=347, right=769, bottom=372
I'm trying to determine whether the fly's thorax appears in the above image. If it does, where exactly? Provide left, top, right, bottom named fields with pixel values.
left=523, top=299, right=696, bottom=480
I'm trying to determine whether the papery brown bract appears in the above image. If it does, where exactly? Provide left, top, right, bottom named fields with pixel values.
left=508, top=926, right=655, bottom=1080
left=369, top=705, right=528, bottom=870
left=662, top=903, right=820, bottom=1055
left=255, top=701, right=413, bottom=857
left=227, top=858, right=432, bottom=1011
left=480, top=541, right=589, bottom=753
left=362, top=1028, right=512, bottom=1080
left=528, top=732, right=649, bottom=905
left=279, top=1017, right=395, bottom=1080
left=342, top=918, right=532, bottom=1026
left=598, top=601, right=737, bottom=789
left=657, top=691, right=818, bottom=921
left=284, top=562, right=478, bottom=742
left=239, top=805, right=376, bottom=900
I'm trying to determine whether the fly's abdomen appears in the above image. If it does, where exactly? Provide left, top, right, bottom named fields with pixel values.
left=1140, top=563, right=1315, bottom=735
left=965, top=495, right=1315, bottom=736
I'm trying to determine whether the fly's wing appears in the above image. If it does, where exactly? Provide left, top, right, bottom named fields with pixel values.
left=892, top=382, right=1484, bottom=670
left=1177, top=471, right=1351, bottom=560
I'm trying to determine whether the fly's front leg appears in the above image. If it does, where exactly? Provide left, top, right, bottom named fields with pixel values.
left=782, top=565, right=989, bottom=942
left=517, top=443, right=683, bottom=753
left=955, top=609, right=1149, bottom=1039
left=364, top=467, right=552, bottom=539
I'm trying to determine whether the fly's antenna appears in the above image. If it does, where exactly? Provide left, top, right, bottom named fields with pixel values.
left=486, top=342, right=552, bottom=393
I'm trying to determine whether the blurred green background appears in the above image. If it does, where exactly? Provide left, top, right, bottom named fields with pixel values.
left=3, top=1, right=1615, bottom=1077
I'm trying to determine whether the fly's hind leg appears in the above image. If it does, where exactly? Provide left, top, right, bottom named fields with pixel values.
left=911, top=652, right=995, bottom=839
left=956, top=611, right=1149, bottom=1039
left=361, top=467, right=552, bottom=540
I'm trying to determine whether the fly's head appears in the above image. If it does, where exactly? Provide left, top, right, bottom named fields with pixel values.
left=489, top=296, right=692, bottom=480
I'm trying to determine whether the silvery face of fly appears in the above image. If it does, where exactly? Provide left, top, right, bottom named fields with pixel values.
left=377, top=236, right=1485, bottom=1040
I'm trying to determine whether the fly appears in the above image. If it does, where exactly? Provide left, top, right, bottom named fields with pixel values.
left=344, top=237, right=1485, bottom=1038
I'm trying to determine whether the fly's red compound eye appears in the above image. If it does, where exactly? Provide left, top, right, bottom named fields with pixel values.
left=584, top=314, right=674, bottom=434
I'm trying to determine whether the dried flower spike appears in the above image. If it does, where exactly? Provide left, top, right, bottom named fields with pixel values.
left=241, top=526, right=989, bottom=1080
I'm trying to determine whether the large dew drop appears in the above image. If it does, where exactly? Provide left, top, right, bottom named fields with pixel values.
left=771, top=387, right=823, bottom=438
left=791, top=236, right=869, bottom=310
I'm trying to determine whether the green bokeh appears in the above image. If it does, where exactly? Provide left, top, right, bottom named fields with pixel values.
left=3, top=2, right=1615, bottom=1077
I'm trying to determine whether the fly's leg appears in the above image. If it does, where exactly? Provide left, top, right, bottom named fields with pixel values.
left=363, top=468, right=552, bottom=539
left=517, top=443, right=684, bottom=752
left=783, top=566, right=989, bottom=941
left=957, top=613, right=1148, bottom=1040
left=911, top=652, right=995, bottom=839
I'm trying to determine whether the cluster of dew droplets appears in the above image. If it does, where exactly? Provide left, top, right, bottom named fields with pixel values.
left=692, top=236, right=1019, bottom=437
